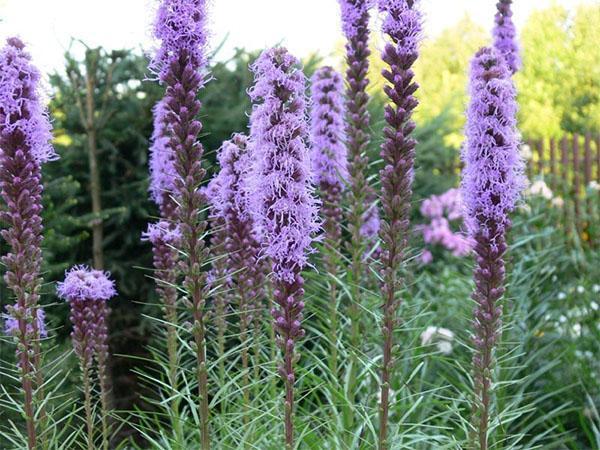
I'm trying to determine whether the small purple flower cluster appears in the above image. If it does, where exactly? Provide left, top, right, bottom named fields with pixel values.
left=3, top=307, right=47, bottom=338
left=420, top=189, right=473, bottom=263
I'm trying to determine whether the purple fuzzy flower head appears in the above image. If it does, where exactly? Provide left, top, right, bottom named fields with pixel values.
left=208, top=133, right=253, bottom=221
left=143, top=220, right=182, bottom=247
left=248, top=47, right=319, bottom=283
left=148, top=99, right=176, bottom=208
left=378, top=0, right=423, bottom=58
left=462, top=47, right=525, bottom=246
left=150, top=0, right=209, bottom=80
left=3, top=306, right=47, bottom=338
left=310, top=67, right=348, bottom=187
left=57, top=266, right=117, bottom=302
left=493, top=0, right=520, bottom=74
left=339, top=0, right=375, bottom=41
left=0, top=37, right=57, bottom=164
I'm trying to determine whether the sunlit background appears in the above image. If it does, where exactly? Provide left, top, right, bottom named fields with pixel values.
left=0, top=0, right=596, bottom=73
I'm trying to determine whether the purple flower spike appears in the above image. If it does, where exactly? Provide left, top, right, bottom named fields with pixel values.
left=151, top=0, right=211, bottom=445
left=0, top=37, right=56, bottom=448
left=461, top=46, right=524, bottom=450
left=309, top=66, right=347, bottom=374
left=462, top=48, right=524, bottom=242
left=248, top=47, right=318, bottom=449
left=58, top=265, right=116, bottom=448
left=310, top=67, right=348, bottom=188
left=209, top=133, right=265, bottom=408
left=148, top=99, right=177, bottom=216
left=377, top=1, right=422, bottom=447
left=338, top=0, right=376, bottom=369
left=150, top=0, right=208, bottom=80
left=493, top=0, right=520, bottom=74
left=249, top=48, right=319, bottom=284
left=0, top=38, right=57, bottom=164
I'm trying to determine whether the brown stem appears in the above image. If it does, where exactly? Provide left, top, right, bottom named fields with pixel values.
left=20, top=350, right=37, bottom=450
left=85, top=70, right=104, bottom=270
left=81, top=362, right=94, bottom=450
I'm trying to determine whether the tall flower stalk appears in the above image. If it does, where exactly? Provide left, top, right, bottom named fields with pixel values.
left=58, top=266, right=117, bottom=450
left=338, top=0, right=374, bottom=432
left=248, top=47, right=319, bottom=450
left=206, top=210, right=230, bottom=389
left=376, top=2, right=422, bottom=448
left=0, top=37, right=57, bottom=450
left=309, top=66, right=347, bottom=376
left=151, top=1, right=211, bottom=447
left=146, top=97, right=181, bottom=382
left=462, top=47, right=524, bottom=450
left=492, top=0, right=520, bottom=75
left=208, top=133, right=264, bottom=423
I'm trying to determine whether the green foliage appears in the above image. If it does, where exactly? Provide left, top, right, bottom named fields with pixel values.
left=517, top=4, right=600, bottom=138
left=413, top=17, right=487, bottom=149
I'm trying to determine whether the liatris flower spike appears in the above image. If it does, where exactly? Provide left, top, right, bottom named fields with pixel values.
left=58, top=266, right=116, bottom=450
left=338, top=1, right=375, bottom=425
left=492, top=0, right=520, bottom=74
left=461, top=47, right=524, bottom=450
left=209, top=133, right=265, bottom=419
left=146, top=87, right=180, bottom=425
left=0, top=36, right=57, bottom=450
left=148, top=98, right=177, bottom=217
left=377, top=1, right=422, bottom=448
left=310, top=66, right=346, bottom=374
left=151, top=1, right=211, bottom=446
left=249, top=47, right=319, bottom=450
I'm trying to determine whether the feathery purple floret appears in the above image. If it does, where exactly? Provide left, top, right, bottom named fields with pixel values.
left=379, top=0, right=422, bottom=56
left=150, top=0, right=209, bottom=80
left=209, top=134, right=255, bottom=223
left=148, top=99, right=177, bottom=209
left=57, top=265, right=117, bottom=302
left=310, top=67, right=348, bottom=187
left=249, top=48, right=319, bottom=283
left=462, top=47, right=524, bottom=246
left=143, top=220, right=182, bottom=247
left=493, top=0, right=520, bottom=74
left=420, top=189, right=473, bottom=261
left=0, top=38, right=57, bottom=164
left=339, top=0, right=375, bottom=41
left=3, top=307, right=47, bottom=338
